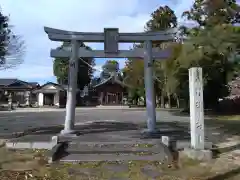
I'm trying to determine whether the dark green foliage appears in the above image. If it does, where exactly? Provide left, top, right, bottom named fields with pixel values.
left=0, top=11, right=8, bottom=62
left=53, top=42, right=95, bottom=89
left=123, top=1, right=240, bottom=109
left=100, top=60, right=119, bottom=80
left=145, top=5, right=177, bottom=31
left=177, top=0, right=240, bottom=108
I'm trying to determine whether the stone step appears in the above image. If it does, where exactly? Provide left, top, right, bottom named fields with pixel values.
left=60, top=153, right=166, bottom=162
left=66, top=142, right=164, bottom=154
left=58, top=136, right=161, bottom=144
left=49, top=140, right=174, bottom=163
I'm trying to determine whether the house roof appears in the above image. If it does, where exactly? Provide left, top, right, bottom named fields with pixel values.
left=0, top=78, right=18, bottom=86
left=93, top=75, right=131, bottom=88
left=0, top=78, right=38, bottom=89
left=33, top=82, right=80, bottom=93
left=28, top=82, right=40, bottom=88
left=36, top=82, right=65, bottom=91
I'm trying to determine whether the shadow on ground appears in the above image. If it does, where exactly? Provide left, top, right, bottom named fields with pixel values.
left=143, top=118, right=240, bottom=144
left=17, top=121, right=140, bottom=136
left=206, top=166, right=240, bottom=180
left=13, top=121, right=191, bottom=142
left=4, top=114, right=240, bottom=144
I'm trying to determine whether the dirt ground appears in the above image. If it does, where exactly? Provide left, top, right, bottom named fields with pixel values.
left=0, top=139, right=240, bottom=180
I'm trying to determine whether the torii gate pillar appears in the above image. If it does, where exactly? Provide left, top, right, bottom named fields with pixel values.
left=61, top=39, right=79, bottom=134
left=143, top=40, right=156, bottom=133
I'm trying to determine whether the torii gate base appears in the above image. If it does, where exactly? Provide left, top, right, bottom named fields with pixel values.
left=44, top=27, right=174, bottom=136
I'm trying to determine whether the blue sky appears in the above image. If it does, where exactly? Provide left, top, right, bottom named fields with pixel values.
left=0, top=0, right=194, bottom=85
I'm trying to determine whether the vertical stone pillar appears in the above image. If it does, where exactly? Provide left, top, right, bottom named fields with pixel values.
left=100, top=92, right=103, bottom=105
left=143, top=40, right=156, bottom=133
left=189, top=67, right=205, bottom=150
left=106, top=93, right=109, bottom=104
left=25, top=91, right=30, bottom=106
left=8, top=92, right=13, bottom=110
left=61, top=39, right=79, bottom=135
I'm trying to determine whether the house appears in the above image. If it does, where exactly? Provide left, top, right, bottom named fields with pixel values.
left=93, top=75, right=129, bottom=105
left=0, top=78, right=40, bottom=106
left=32, top=82, right=81, bottom=107
left=26, top=75, right=130, bottom=107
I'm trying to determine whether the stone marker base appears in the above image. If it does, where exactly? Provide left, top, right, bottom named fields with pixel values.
left=161, top=135, right=213, bottom=150
left=161, top=136, right=213, bottom=162
left=5, top=136, right=58, bottom=150
left=179, top=148, right=213, bottom=161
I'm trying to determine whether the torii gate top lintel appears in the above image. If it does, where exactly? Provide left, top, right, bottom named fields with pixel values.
left=44, top=26, right=175, bottom=43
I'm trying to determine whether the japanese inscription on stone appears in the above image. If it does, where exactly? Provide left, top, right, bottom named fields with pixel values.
left=189, top=67, right=204, bottom=150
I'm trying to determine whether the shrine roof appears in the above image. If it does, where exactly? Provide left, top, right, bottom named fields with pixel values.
left=93, top=75, right=130, bottom=88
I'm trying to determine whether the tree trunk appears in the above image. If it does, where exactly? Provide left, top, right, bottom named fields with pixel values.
left=176, top=94, right=180, bottom=108
left=167, top=92, right=171, bottom=108
left=160, top=94, right=164, bottom=108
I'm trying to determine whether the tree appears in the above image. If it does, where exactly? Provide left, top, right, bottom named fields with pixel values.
left=0, top=7, right=25, bottom=69
left=123, top=58, right=145, bottom=105
left=124, top=5, right=178, bottom=107
left=100, top=60, right=120, bottom=79
left=53, top=42, right=95, bottom=89
left=145, top=5, right=177, bottom=31
left=182, top=0, right=240, bottom=28
left=176, top=0, right=240, bottom=109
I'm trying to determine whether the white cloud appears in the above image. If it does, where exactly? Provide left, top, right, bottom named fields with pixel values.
left=0, top=0, right=193, bottom=83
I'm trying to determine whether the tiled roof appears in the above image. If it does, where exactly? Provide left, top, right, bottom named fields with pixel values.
left=0, top=78, right=18, bottom=86
left=0, top=79, right=40, bottom=89
left=93, top=74, right=130, bottom=88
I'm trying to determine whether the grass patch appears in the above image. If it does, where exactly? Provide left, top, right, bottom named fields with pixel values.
left=0, top=145, right=239, bottom=180
left=216, top=115, right=240, bottom=121
left=133, top=143, right=154, bottom=148
left=0, top=145, right=203, bottom=180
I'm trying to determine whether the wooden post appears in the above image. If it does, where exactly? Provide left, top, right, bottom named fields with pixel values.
left=122, top=92, right=124, bottom=105
left=116, top=93, right=119, bottom=104
left=100, top=92, right=103, bottom=105
left=106, top=92, right=108, bottom=105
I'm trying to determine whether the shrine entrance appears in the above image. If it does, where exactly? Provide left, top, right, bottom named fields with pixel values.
left=105, top=92, right=118, bottom=105
left=44, top=27, right=174, bottom=134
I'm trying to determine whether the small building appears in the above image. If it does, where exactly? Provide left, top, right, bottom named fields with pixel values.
left=0, top=78, right=40, bottom=106
left=32, top=82, right=81, bottom=107
left=93, top=75, right=129, bottom=105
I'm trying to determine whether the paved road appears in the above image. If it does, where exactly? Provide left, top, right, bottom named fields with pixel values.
left=0, top=109, right=184, bottom=133
left=0, top=109, right=239, bottom=144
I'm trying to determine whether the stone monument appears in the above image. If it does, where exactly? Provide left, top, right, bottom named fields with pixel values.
left=189, top=67, right=204, bottom=150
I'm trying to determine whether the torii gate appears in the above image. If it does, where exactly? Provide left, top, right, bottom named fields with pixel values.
left=44, top=27, right=174, bottom=135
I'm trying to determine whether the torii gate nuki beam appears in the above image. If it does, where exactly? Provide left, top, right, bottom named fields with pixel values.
left=44, top=27, right=175, bottom=136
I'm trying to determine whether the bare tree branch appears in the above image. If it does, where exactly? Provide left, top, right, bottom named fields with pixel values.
left=0, top=9, right=25, bottom=70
